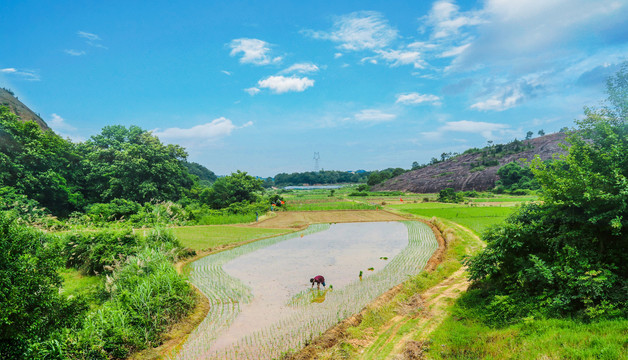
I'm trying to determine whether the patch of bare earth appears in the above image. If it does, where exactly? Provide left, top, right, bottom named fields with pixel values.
left=250, top=210, right=409, bottom=229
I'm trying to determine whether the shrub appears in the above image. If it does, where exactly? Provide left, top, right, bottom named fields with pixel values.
left=437, top=188, right=464, bottom=203
left=0, top=212, right=88, bottom=358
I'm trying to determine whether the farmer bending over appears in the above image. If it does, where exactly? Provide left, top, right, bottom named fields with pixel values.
left=310, top=275, right=326, bottom=289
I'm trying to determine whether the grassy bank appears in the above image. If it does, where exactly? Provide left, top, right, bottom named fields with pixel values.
left=428, top=297, right=628, bottom=359
left=169, top=225, right=290, bottom=250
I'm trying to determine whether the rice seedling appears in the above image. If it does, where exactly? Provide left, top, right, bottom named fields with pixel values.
left=173, top=221, right=437, bottom=360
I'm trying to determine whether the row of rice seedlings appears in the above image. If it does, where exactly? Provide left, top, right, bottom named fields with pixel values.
left=173, top=224, right=331, bottom=359
left=197, top=221, right=437, bottom=359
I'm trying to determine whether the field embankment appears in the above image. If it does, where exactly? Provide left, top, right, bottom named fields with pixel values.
left=251, top=209, right=408, bottom=228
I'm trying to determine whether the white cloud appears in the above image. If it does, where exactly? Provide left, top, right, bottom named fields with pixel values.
left=221, top=70, right=231, bottom=76
left=77, top=31, right=101, bottom=42
left=244, top=87, right=260, bottom=96
left=153, top=118, right=252, bottom=146
left=440, top=43, right=470, bottom=57
left=229, top=38, right=282, bottom=65
left=375, top=49, right=426, bottom=68
left=440, top=120, right=510, bottom=139
left=305, top=11, right=398, bottom=51
left=280, top=63, right=319, bottom=74
left=334, top=53, right=343, bottom=58
left=65, top=49, right=86, bottom=56
left=396, top=93, right=441, bottom=105
left=471, top=82, right=532, bottom=111
left=353, top=109, right=396, bottom=123
left=452, top=0, right=626, bottom=69
left=47, top=113, right=84, bottom=141
left=0, top=68, right=39, bottom=81
left=360, top=57, right=378, bottom=65
left=48, top=113, right=76, bottom=131
left=421, top=0, right=485, bottom=40
left=77, top=30, right=107, bottom=49
left=257, top=75, right=314, bottom=94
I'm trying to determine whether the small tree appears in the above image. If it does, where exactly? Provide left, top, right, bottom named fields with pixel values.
left=525, top=131, right=534, bottom=140
left=202, top=170, right=264, bottom=209
left=537, top=129, right=545, bottom=136
left=437, top=188, right=463, bottom=203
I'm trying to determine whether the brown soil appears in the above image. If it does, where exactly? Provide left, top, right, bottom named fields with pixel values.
left=250, top=209, right=409, bottom=228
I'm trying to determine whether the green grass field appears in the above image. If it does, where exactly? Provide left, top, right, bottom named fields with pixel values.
left=428, top=308, right=628, bottom=359
left=170, top=225, right=291, bottom=250
left=469, top=196, right=538, bottom=203
left=285, top=201, right=376, bottom=211
left=389, top=203, right=517, bottom=234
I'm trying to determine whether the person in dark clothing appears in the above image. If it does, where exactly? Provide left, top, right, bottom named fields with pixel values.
left=310, top=275, right=326, bottom=289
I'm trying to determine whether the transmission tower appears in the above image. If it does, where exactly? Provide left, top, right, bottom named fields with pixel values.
left=313, top=152, right=320, bottom=172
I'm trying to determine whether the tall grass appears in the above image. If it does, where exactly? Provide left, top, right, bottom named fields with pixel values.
left=61, top=248, right=196, bottom=360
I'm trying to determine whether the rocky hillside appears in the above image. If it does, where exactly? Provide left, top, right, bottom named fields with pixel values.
left=0, top=88, right=49, bottom=130
left=374, top=132, right=568, bottom=193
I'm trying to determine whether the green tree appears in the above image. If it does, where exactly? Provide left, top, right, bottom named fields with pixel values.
left=495, top=161, right=538, bottom=192
left=80, top=125, right=194, bottom=204
left=0, top=212, right=87, bottom=357
left=184, top=161, right=217, bottom=185
left=202, top=170, right=264, bottom=209
left=525, top=130, right=533, bottom=140
left=466, top=65, right=628, bottom=319
left=437, top=188, right=463, bottom=203
left=0, top=107, right=84, bottom=216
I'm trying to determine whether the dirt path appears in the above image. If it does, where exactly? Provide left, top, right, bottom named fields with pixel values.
left=358, top=226, right=482, bottom=359
left=250, top=210, right=409, bottom=228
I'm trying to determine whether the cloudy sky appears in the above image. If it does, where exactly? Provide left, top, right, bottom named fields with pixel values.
left=1, top=0, right=627, bottom=177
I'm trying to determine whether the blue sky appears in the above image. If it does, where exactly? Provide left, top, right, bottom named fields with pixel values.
left=1, top=0, right=627, bottom=177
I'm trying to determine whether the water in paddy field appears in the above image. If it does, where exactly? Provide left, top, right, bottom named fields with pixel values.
left=212, top=222, right=408, bottom=353
left=176, top=221, right=437, bottom=360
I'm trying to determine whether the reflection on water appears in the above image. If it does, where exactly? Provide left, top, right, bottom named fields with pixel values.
left=176, top=221, right=438, bottom=360
left=211, top=222, right=407, bottom=353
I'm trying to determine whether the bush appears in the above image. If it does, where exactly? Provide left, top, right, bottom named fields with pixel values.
left=0, top=212, right=88, bottom=358
left=61, top=248, right=195, bottom=359
left=437, top=188, right=464, bottom=203
left=61, top=229, right=140, bottom=275
left=86, top=199, right=141, bottom=221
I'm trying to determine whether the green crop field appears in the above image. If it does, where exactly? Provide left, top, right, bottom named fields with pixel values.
left=286, top=201, right=376, bottom=211
left=390, top=203, right=518, bottom=234
left=468, top=196, right=538, bottom=203
left=169, top=226, right=291, bottom=250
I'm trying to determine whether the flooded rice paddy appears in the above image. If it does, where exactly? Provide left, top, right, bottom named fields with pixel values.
left=174, top=221, right=437, bottom=359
